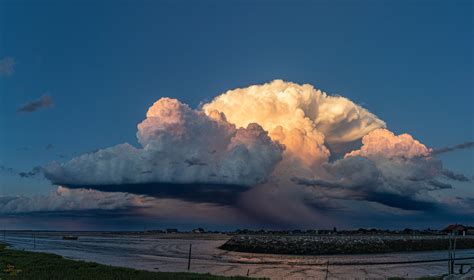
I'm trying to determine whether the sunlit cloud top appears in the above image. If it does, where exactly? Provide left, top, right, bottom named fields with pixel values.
left=4, top=80, right=472, bottom=226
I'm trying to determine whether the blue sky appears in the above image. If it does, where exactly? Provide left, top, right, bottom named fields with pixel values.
left=0, top=0, right=472, bottom=230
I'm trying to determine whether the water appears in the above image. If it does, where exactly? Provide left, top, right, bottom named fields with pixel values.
left=3, top=231, right=473, bottom=279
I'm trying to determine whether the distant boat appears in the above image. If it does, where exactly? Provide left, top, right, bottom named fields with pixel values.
left=62, top=235, right=78, bottom=240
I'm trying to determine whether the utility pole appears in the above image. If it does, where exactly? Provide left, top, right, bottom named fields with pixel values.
left=452, top=237, right=457, bottom=275
left=448, top=234, right=452, bottom=275
left=325, top=260, right=329, bottom=280
left=448, top=234, right=457, bottom=275
left=187, top=243, right=192, bottom=271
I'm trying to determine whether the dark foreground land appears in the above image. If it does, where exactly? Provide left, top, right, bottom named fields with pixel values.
left=220, top=235, right=474, bottom=255
left=0, top=243, right=259, bottom=280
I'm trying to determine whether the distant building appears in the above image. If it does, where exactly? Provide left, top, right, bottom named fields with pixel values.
left=467, top=227, right=474, bottom=235
left=192, top=228, right=205, bottom=233
left=148, top=229, right=165, bottom=233
left=443, top=224, right=467, bottom=236
left=166, top=228, right=178, bottom=233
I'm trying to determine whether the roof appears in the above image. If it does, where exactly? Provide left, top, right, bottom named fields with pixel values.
left=443, top=224, right=467, bottom=232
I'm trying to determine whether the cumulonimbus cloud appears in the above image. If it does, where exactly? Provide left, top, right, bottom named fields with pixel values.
left=44, top=98, right=283, bottom=189
left=344, top=129, right=431, bottom=158
left=203, top=80, right=386, bottom=176
left=25, top=80, right=472, bottom=225
left=291, top=128, right=473, bottom=223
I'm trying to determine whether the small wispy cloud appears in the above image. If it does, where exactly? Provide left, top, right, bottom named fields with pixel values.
left=442, top=169, right=470, bottom=182
left=0, top=165, right=15, bottom=174
left=0, top=56, right=15, bottom=76
left=0, top=165, right=42, bottom=179
left=18, top=166, right=42, bottom=178
left=17, top=94, right=54, bottom=113
left=432, top=141, right=474, bottom=155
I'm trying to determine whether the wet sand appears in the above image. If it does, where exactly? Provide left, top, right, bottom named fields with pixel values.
left=3, top=231, right=473, bottom=279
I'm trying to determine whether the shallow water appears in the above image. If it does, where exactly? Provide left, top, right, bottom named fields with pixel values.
left=3, top=231, right=473, bottom=279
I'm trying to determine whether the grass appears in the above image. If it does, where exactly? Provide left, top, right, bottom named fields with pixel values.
left=0, top=243, right=260, bottom=280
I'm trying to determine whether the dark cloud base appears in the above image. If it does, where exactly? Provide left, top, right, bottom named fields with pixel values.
left=0, top=209, right=136, bottom=218
left=61, top=182, right=250, bottom=205
left=364, top=192, right=438, bottom=211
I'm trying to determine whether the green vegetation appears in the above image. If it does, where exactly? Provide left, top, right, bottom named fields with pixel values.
left=0, top=243, right=259, bottom=280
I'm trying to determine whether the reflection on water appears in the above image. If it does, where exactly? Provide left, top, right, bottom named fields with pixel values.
left=3, top=231, right=473, bottom=279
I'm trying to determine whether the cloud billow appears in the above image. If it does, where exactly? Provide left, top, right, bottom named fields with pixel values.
left=292, top=129, right=469, bottom=211
left=21, top=80, right=472, bottom=225
left=44, top=98, right=283, bottom=189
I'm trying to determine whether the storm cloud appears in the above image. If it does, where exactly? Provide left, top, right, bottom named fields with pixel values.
left=0, top=186, right=251, bottom=226
left=18, top=80, right=473, bottom=225
left=44, top=98, right=283, bottom=190
left=291, top=128, right=472, bottom=219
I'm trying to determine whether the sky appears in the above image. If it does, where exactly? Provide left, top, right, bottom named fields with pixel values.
left=0, top=0, right=472, bottom=230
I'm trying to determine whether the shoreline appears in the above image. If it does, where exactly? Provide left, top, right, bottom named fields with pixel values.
left=3, top=232, right=471, bottom=279
left=0, top=242, right=257, bottom=280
